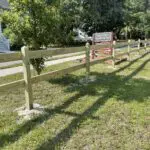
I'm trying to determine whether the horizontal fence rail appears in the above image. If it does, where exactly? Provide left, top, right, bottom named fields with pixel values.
left=0, top=79, right=24, bottom=92
left=28, top=44, right=112, bottom=59
left=47, top=51, right=85, bottom=61
left=0, top=39, right=150, bottom=110
left=32, top=63, right=86, bottom=83
left=0, top=52, right=22, bottom=63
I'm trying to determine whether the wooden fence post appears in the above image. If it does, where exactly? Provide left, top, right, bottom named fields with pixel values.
left=112, top=41, right=116, bottom=68
left=127, top=40, right=131, bottom=61
left=21, top=46, right=33, bottom=110
left=144, top=38, right=147, bottom=53
left=138, top=39, right=141, bottom=55
left=85, top=42, right=90, bottom=77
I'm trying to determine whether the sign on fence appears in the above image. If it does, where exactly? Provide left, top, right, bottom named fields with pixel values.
left=92, top=32, right=113, bottom=55
left=93, top=32, right=113, bottom=43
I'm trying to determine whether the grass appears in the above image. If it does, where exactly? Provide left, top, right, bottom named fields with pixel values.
left=0, top=50, right=150, bottom=150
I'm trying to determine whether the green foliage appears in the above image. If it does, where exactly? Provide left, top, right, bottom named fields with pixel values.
left=1, top=0, right=57, bottom=74
left=2, top=0, right=56, bottom=48
left=30, top=58, right=45, bottom=75
left=81, top=0, right=125, bottom=35
left=1, top=0, right=150, bottom=45
left=124, top=0, right=150, bottom=39
left=52, top=0, right=82, bottom=45
left=3, top=28, right=23, bottom=49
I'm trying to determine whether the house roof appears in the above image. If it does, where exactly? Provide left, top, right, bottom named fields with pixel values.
left=0, top=0, right=9, bottom=9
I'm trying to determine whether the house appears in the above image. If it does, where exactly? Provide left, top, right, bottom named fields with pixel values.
left=0, top=0, right=10, bottom=52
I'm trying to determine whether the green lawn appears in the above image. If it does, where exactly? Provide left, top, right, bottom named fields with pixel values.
left=0, top=51, right=150, bottom=150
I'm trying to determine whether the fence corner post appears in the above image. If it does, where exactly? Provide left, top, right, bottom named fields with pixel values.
left=138, top=39, right=141, bottom=55
left=21, top=46, right=33, bottom=110
left=112, top=40, right=116, bottom=68
left=85, top=42, right=90, bottom=77
left=127, top=39, right=131, bottom=61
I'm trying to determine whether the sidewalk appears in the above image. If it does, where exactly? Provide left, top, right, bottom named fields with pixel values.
left=0, top=60, right=22, bottom=67
left=0, top=55, right=84, bottom=77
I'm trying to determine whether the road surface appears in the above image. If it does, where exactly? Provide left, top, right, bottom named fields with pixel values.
left=0, top=55, right=84, bottom=77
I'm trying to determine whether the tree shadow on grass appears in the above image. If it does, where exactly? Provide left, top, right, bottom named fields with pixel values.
left=36, top=80, right=150, bottom=149
left=0, top=53, right=149, bottom=149
left=36, top=55, right=150, bottom=149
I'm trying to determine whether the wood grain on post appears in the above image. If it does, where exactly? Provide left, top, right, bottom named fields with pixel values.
left=138, top=39, right=141, bottom=55
left=85, top=42, right=90, bottom=76
left=112, top=41, right=116, bottom=68
left=21, top=46, right=33, bottom=110
left=144, top=39, right=147, bottom=53
left=127, top=40, right=131, bottom=61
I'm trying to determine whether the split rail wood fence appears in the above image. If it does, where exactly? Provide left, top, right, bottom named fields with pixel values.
left=0, top=39, right=149, bottom=110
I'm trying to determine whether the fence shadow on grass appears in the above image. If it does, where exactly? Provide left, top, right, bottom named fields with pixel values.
left=0, top=53, right=149, bottom=149
left=36, top=56, right=150, bottom=149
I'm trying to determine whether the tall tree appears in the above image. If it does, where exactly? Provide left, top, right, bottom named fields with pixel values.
left=124, top=0, right=150, bottom=39
left=53, top=0, right=83, bottom=45
left=80, top=0, right=125, bottom=35
left=2, top=0, right=57, bottom=74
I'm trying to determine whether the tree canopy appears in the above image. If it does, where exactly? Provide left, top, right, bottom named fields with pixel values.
left=2, top=0, right=56, bottom=49
left=2, top=0, right=150, bottom=46
left=1, top=0, right=149, bottom=73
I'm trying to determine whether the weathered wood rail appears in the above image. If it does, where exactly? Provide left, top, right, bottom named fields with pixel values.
left=0, top=39, right=149, bottom=110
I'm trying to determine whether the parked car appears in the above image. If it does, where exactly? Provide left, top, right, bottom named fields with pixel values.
left=73, top=28, right=92, bottom=43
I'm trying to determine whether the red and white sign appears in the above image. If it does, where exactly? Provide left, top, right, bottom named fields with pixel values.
left=92, top=32, right=113, bottom=56
left=93, top=32, right=113, bottom=43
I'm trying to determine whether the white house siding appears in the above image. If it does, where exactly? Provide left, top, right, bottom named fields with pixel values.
left=0, top=23, right=2, bottom=33
left=0, top=0, right=10, bottom=52
left=0, top=0, right=9, bottom=9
